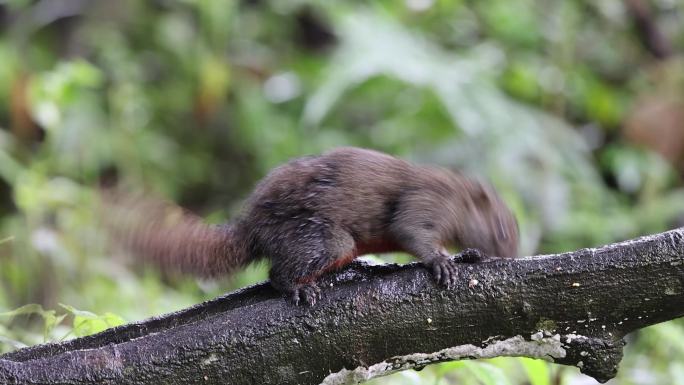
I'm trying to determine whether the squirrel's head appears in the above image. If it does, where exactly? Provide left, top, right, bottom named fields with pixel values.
left=457, top=179, right=519, bottom=258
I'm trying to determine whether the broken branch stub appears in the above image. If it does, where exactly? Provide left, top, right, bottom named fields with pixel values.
left=1, top=228, right=683, bottom=385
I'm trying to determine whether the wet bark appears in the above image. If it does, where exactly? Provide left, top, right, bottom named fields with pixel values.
left=1, top=228, right=683, bottom=385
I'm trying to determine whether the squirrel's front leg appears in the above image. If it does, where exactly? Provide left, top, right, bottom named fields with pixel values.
left=413, top=244, right=487, bottom=288
left=389, top=231, right=458, bottom=288
left=389, top=224, right=486, bottom=288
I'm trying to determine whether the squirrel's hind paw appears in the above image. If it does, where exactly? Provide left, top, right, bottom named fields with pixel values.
left=292, top=283, right=321, bottom=306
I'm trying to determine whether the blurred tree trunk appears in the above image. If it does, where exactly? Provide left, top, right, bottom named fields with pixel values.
left=624, top=0, right=673, bottom=59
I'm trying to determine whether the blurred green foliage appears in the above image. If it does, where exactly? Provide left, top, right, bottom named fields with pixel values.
left=1, top=0, right=683, bottom=384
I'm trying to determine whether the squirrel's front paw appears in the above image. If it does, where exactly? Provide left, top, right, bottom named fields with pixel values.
left=430, top=259, right=458, bottom=289
left=453, top=248, right=486, bottom=263
left=292, top=283, right=321, bottom=306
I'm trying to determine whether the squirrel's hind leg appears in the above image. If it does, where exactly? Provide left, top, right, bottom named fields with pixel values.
left=265, top=221, right=356, bottom=306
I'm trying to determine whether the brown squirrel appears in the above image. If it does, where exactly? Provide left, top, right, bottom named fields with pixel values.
left=106, top=147, right=519, bottom=306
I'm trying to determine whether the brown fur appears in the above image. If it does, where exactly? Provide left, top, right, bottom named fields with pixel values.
left=108, top=147, right=519, bottom=305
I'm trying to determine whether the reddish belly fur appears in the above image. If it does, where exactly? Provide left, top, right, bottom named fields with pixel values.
left=297, top=237, right=402, bottom=284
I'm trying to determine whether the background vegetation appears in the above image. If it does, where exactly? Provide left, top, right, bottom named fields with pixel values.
left=1, top=0, right=683, bottom=384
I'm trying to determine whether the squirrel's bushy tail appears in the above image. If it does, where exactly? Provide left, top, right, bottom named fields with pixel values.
left=101, top=191, right=251, bottom=278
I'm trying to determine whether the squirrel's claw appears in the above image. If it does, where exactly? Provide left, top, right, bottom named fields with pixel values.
left=292, top=283, right=321, bottom=306
left=431, top=259, right=458, bottom=289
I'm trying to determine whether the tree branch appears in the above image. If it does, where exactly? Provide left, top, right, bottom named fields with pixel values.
left=1, top=228, right=683, bottom=385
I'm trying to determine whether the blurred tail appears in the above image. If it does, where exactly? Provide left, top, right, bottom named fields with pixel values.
left=100, top=191, right=251, bottom=278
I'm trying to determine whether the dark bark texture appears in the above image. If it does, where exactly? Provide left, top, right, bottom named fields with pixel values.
left=1, top=228, right=684, bottom=385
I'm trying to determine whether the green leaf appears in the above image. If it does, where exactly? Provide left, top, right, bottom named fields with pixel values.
left=0, top=304, right=65, bottom=342
left=43, top=313, right=68, bottom=341
left=59, top=303, right=98, bottom=318
left=432, top=360, right=466, bottom=379
left=462, top=361, right=513, bottom=385
left=0, top=303, right=47, bottom=318
left=519, top=358, right=551, bottom=385
left=72, top=317, right=106, bottom=337
left=101, top=312, right=126, bottom=328
left=0, top=335, right=28, bottom=350
left=0, top=147, right=22, bottom=184
left=59, top=304, right=125, bottom=337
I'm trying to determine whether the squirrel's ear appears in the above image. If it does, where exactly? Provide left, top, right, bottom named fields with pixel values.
left=468, top=180, right=493, bottom=208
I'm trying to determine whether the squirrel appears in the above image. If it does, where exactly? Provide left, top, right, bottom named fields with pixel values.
left=105, top=147, right=519, bottom=306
